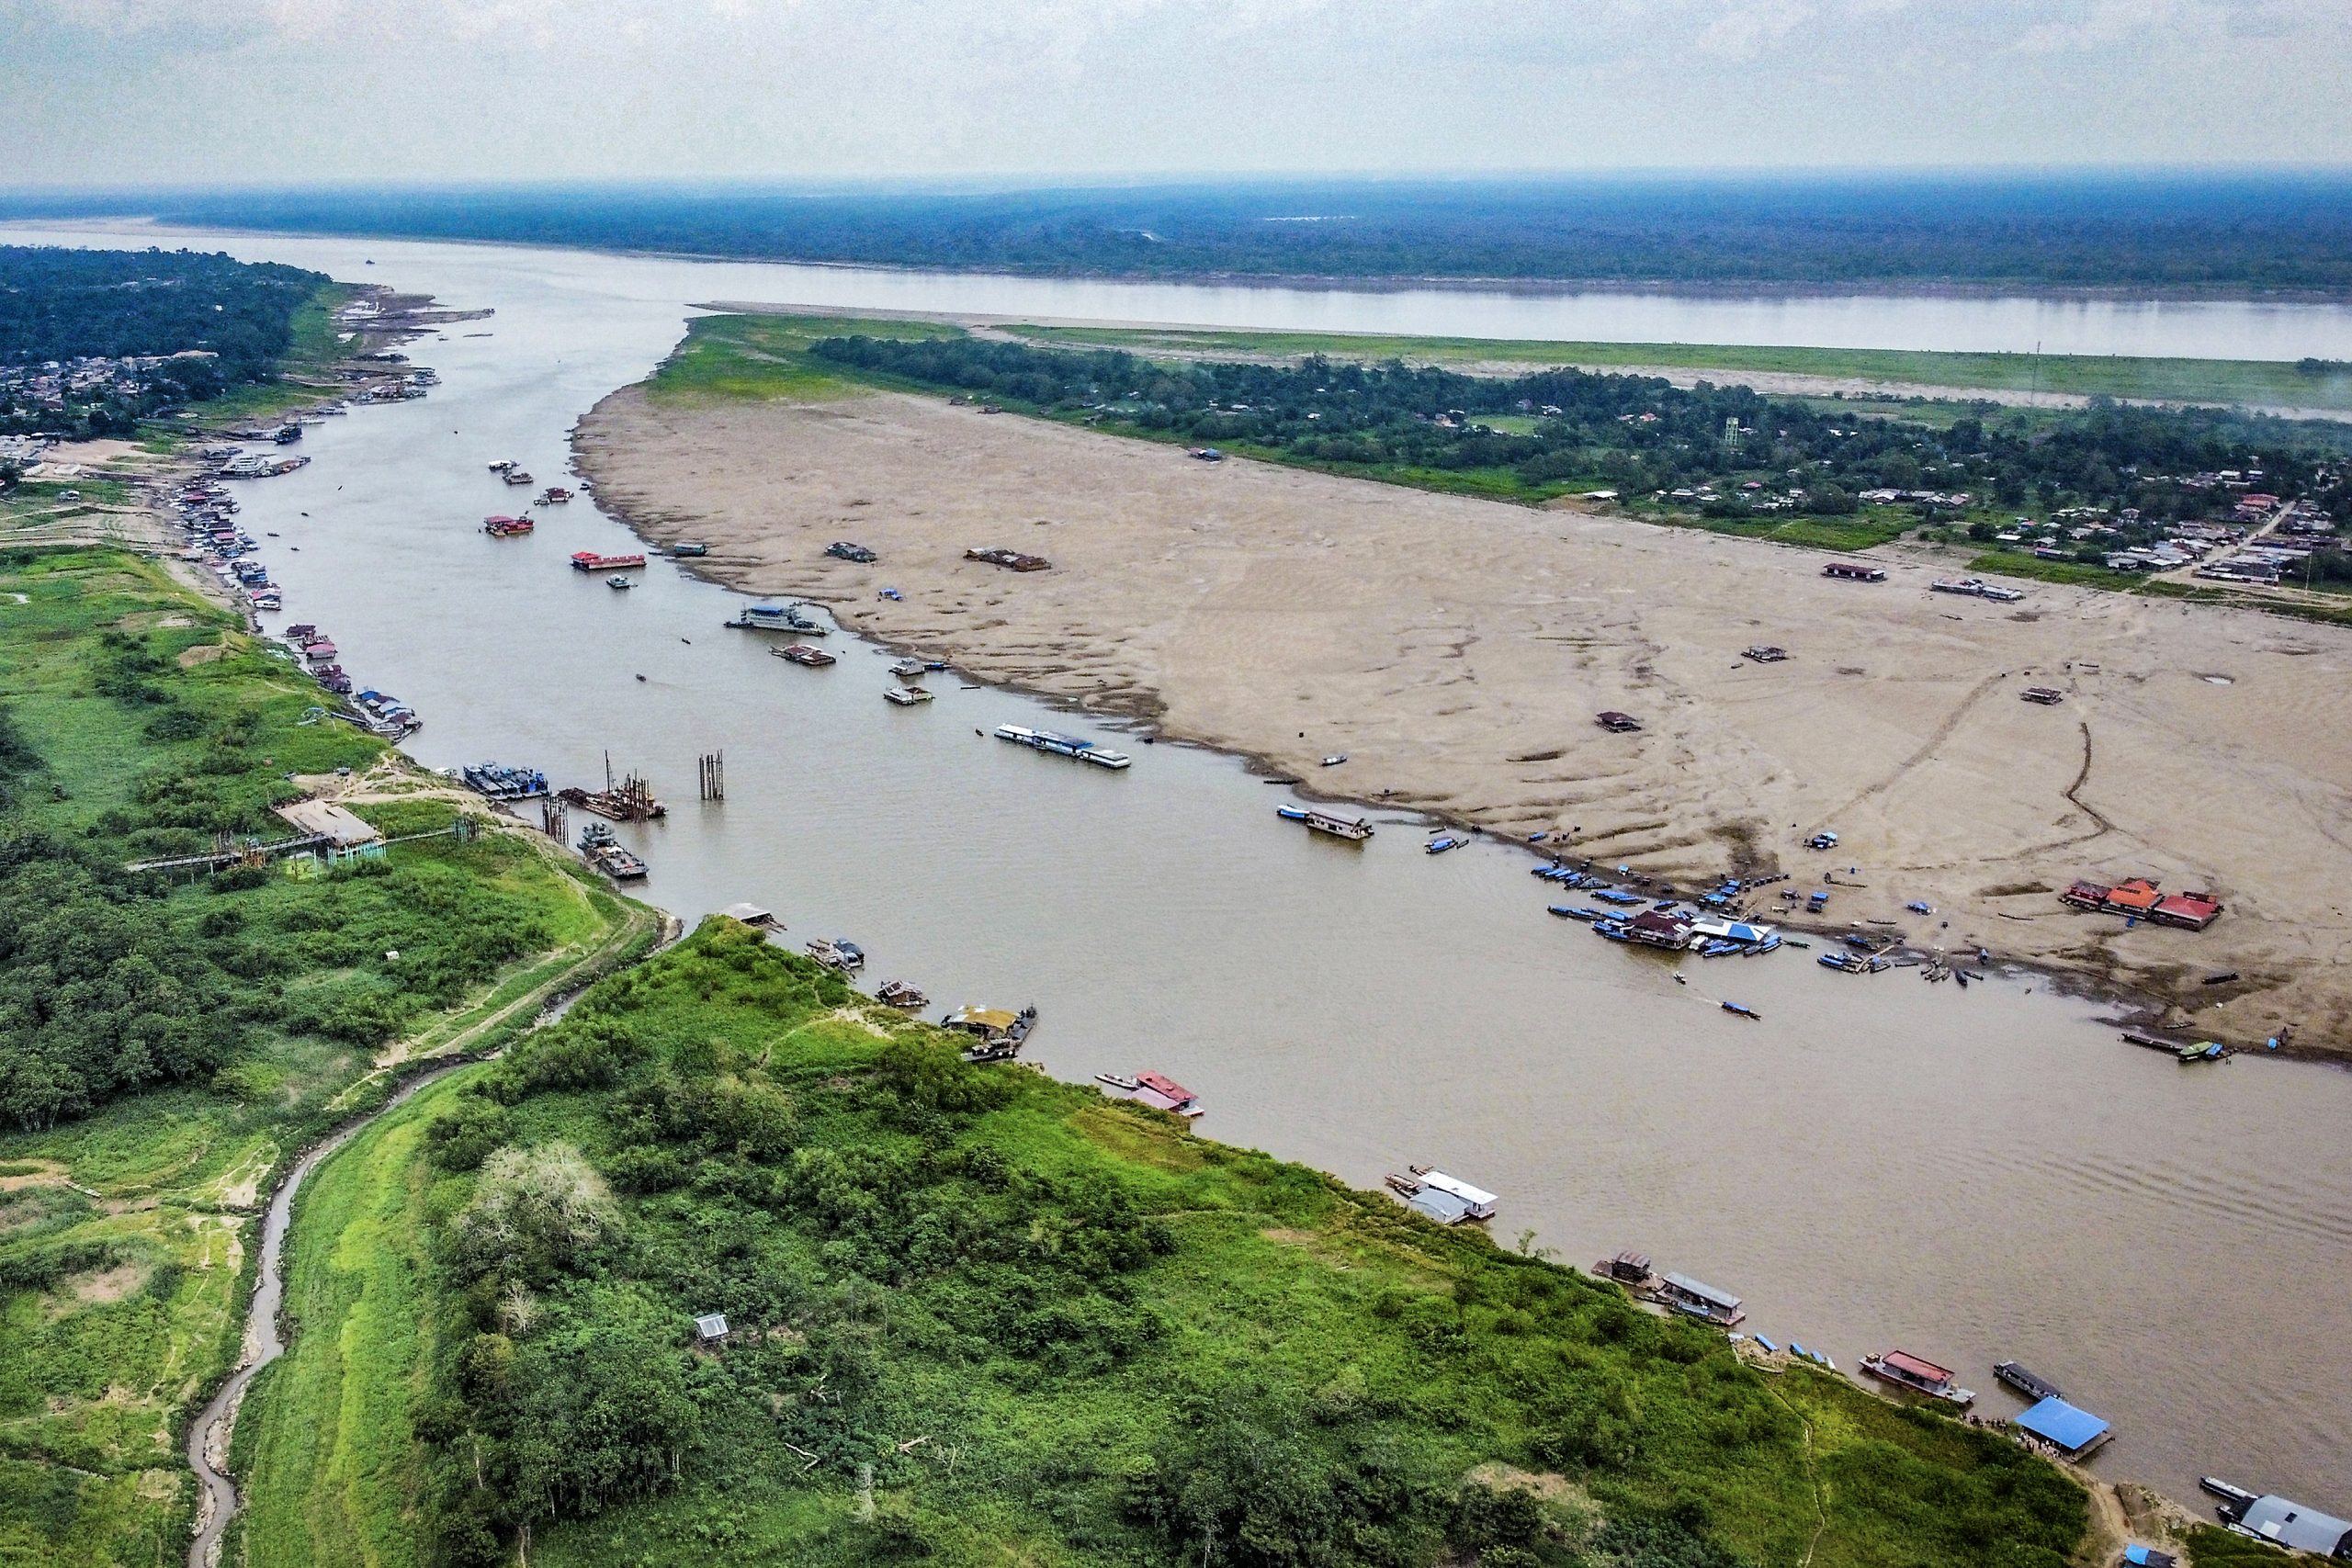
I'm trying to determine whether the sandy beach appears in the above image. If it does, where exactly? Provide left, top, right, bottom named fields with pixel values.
left=574, top=380, right=2352, bottom=1055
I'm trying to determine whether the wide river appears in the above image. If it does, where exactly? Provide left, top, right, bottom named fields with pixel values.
left=23, top=226, right=2352, bottom=1512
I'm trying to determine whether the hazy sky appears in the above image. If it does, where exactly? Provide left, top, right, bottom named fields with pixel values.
left=5, top=0, right=2347, bottom=187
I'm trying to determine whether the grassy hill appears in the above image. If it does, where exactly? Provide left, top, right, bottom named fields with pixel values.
left=243, top=915, right=2089, bottom=1568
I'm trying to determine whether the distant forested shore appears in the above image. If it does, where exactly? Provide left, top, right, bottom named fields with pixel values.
left=12, top=174, right=2352, bottom=293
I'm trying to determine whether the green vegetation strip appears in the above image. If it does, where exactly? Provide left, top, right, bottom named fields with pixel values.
left=1007, top=324, right=2352, bottom=413
left=298, top=917, right=2092, bottom=1568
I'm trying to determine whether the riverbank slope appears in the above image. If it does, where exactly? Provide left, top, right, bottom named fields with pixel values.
left=574, top=360, right=2352, bottom=1057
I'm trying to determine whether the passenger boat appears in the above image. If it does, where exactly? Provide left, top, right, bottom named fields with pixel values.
left=883, top=685, right=934, bottom=705
left=992, top=724, right=1131, bottom=770
left=874, top=979, right=928, bottom=1010
left=775, top=644, right=836, bottom=667
left=1549, top=906, right=1604, bottom=921
left=1276, top=806, right=1374, bottom=840
left=1424, top=835, right=1464, bottom=854
left=538, top=487, right=572, bottom=503
left=806, top=937, right=865, bottom=972
left=483, top=514, right=533, bottom=536
left=606, top=575, right=634, bottom=590
left=570, top=551, right=646, bottom=571
left=1860, top=1350, right=1975, bottom=1405
left=726, top=603, right=827, bottom=633
left=1993, top=1361, right=2064, bottom=1402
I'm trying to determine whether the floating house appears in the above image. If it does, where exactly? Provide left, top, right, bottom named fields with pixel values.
left=1408, top=1168, right=1498, bottom=1220
left=2232, top=1496, right=2352, bottom=1557
left=2012, top=1396, right=2112, bottom=1459
left=1822, top=562, right=1886, bottom=581
left=1657, top=1272, right=1745, bottom=1326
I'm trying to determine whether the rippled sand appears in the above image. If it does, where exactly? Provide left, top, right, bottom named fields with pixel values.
left=575, top=382, right=2352, bottom=1054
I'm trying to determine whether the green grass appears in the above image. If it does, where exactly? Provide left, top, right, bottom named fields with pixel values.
left=229, top=1069, right=485, bottom=1568
left=339, top=919, right=2092, bottom=1568
left=647, top=312, right=966, bottom=405
left=0, top=547, right=650, bottom=1568
left=1005, top=324, right=2352, bottom=412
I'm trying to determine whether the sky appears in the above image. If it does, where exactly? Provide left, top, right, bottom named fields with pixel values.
left=4, top=0, right=2348, bottom=188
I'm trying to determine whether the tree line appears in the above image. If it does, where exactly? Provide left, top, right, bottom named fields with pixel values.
left=808, top=333, right=2352, bottom=533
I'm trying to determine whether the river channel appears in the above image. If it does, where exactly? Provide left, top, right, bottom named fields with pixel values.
left=22, top=226, right=2352, bottom=1512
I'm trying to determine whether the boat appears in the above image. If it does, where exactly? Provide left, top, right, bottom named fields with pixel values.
left=726, top=603, right=828, bottom=634
left=1407, top=1167, right=1499, bottom=1220
left=874, top=979, right=928, bottom=1010
left=488, top=459, right=514, bottom=472
left=558, top=765, right=666, bottom=820
left=503, top=469, right=535, bottom=486
left=992, top=724, right=1131, bottom=770
left=1321, top=753, right=1348, bottom=766
left=883, top=685, right=934, bottom=705
left=806, top=937, right=865, bottom=972
left=1276, top=805, right=1374, bottom=840
left=671, top=542, right=708, bottom=557
left=538, top=487, right=572, bottom=503
left=570, top=551, right=646, bottom=571
left=2177, top=1040, right=2227, bottom=1062
left=460, top=762, right=548, bottom=800
left=888, top=658, right=928, bottom=678
left=1548, top=906, right=1605, bottom=921
left=1860, top=1350, right=1975, bottom=1405
left=483, top=514, right=533, bottom=536
left=606, top=575, right=634, bottom=590
left=1424, top=835, right=1464, bottom=854
left=1656, top=1272, right=1746, bottom=1326
left=576, top=821, right=648, bottom=881
left=1721, top=1001, right=1761, bottom=1020
left=1386, top=1168, right=1497, bottom=1225
left=2199, top=1479, right=2261, bottom=1510
left=775, top=644, right=837, bottom=668
left=1098, top=1070, right=1204, bottom=1118
left=942, top=1004, right=1037, bottom=1060
left=1993, top=1361, right=2065, bottom=1402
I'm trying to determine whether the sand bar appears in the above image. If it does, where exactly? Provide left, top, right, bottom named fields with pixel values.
left=575, top=380, right=2352, bottom=1055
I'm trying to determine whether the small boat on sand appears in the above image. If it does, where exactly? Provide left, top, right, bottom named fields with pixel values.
left=1321, top=753, right=1348, bottom=766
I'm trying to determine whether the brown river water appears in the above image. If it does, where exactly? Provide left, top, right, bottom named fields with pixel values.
left=18, top=225, right=2348, bottom=1514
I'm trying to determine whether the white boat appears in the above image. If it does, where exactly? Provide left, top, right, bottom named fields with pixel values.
left=993, top=723, right=1131, bottom=770
left=884, top=685, right=934, bottom=705
left=1407, top=1167, right=1498, bottom=1220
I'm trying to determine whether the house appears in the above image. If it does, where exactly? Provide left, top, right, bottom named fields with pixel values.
left=2234, top=1496, right=2352, bottom=1558
left=274, top=799, right=383, bottom=849
left=1129, top=1072, right=1203, bottom=1117
left=1623, top=908, right=1693, bottom=949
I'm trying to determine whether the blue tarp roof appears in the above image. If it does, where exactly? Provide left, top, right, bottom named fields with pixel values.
left=2015, top=1396, right=2109, bottom=1453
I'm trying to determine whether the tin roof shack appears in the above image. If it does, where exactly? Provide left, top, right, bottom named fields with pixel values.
left=1595, top=711, right=1643, bottom=733
left=1658, top=1272, right=1745, bottom=1326
left=274, top=799, right=383, bottom=849
left=2102, top=878, right=2164, bottom=917
left=2012, top=1396, right=2112, bottom=1459
left=693, top=1313, right=729, bottom=1345
left=1822, top=562, right=1886, bottom=581
left=965, top=547, right=1050, bottom=571
left=2235, top=1496, right=2352, bottom=1558
left=1126, top=1071, right=1204, bottom=1119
